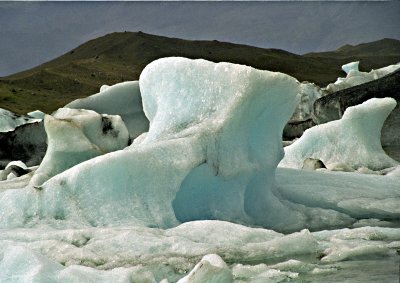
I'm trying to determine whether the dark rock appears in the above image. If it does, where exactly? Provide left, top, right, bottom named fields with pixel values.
left=283, top=119, right=316, bottom=140
left=313, top=68, right=400, bottom=147
left=0, top=122, right=47, bottom=169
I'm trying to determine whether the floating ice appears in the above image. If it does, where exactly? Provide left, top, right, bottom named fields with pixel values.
left=1, top=57, right=400, bottom=282
left=66, top=81, right=149, bottom=139
left=27, top=110, right=46, bottom=119
left=0, top=222, right=398, bottom=282
left=280, top=98, right=399, bottom=171
left=342, top=61, right=359, bottom=74
left=325, top=62, right=400, bottom=93
left=177, top=254, right=233, bottom=283
left=0, top=108, right=41, bottom=132
left=30, top=108, right=129, bottom=187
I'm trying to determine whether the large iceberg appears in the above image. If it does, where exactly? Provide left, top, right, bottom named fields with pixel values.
left=1, top=57, right=400, bottom=282
left=281, top=98, right=399, bottom=171
left=0, top=57, right=304, bottom=231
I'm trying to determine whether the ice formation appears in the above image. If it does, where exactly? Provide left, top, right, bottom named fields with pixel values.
left=0, top=108, right=41, bottom=132
left=0, top=57, right=305, bottom=231
left=0, top=221, right=399, bottom=282
left=325, top=62, right=400, bottom=93
left=66, top=81, right=149, bottom=139
left=289, top=82, right=323, bottom=123
left=1, top=57, right=400, bottom=282
left=30, top=108, right=129, bottom=187
left=177, top=254, right=233, bottom=283
left=341, top=61, right=359, bottom=74
left=280, top=98, right=399, bottom=171
left=27, top=110, right=46, bottom=119
left=0, top=160, right=30, bottom=181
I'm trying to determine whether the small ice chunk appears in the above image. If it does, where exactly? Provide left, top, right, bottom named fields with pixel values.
left=342, top=61, right=359, bottom=74
left=177, top=254, right=233, bottom=283
left=27, top=110, right=45, bottom=119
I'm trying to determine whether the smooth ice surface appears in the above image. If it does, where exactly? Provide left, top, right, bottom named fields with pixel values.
left=30, top=108, right=129, bottom=187
left=66, top=81, right=149, bottom=139
left=0, top=108, right=41, bottom=132
left=27, top=110, right=46, bottom=119
left=276, top=168, right=400, bottom=221
left=325, top=62, right=400, bottom=93
left=342, top=61, right=359, bottom=74
left=280, top=98, right=399, bottom=171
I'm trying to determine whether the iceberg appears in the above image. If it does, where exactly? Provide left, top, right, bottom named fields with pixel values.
left=0, top=57, right=303, bottom=231
left=1, top=57, right=400, bottom=282
left=341, top=61, right=359, bottom=75
left=280, top=98, right=399, bottom=171
left=0, top=108, right=41, bottom=133
left=66, top=81, right=149, bottom=139
left=30, top=108, right=130, bottom=187
left=325, top=62, right=400, bottom=94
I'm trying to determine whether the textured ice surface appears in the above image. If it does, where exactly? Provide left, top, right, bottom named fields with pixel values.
left=289, top=82, right=323, bottom=123
left=0, top=108, right=41, bottom=132
left=280, top=98, right=399, bottom=171
left=0, top=221, right=398, bottom=282
left=30, top=108, right=129, bottom=187
left=0, top=57, right=305, bottom=231
left=1, top=57, right=399, bottom=282
left=326, top=62, right=400, bottom=93
left=66, top=81, right=149, bottom=139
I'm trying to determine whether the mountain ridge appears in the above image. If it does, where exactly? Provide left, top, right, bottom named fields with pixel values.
left=1, top=32, right=399, bottom=114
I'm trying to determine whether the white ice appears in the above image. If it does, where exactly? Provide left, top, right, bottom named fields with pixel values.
left=66, top=81, right=149, bottom=139
left=280, top=97, right=399, bottom=171
left=29, top=108, right=129, bottom=187
left=342, top=61, right=359, bottom=75
left=0, top=221, right=398, bottom=282
left=0, top=108, right=41, bottom=132
left=325, top=62, right=400, bottom=93
left=0, top=57, right=399, bottom=282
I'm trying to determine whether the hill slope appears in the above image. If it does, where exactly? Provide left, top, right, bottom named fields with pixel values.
left=0, top=32, right=399, bottom=114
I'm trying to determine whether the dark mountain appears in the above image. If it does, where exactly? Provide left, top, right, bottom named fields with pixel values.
left=0, top=32, right=399, bottom=115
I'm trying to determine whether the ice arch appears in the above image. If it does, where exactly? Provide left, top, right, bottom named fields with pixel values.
left=3, top=57, right=346, bottom=232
